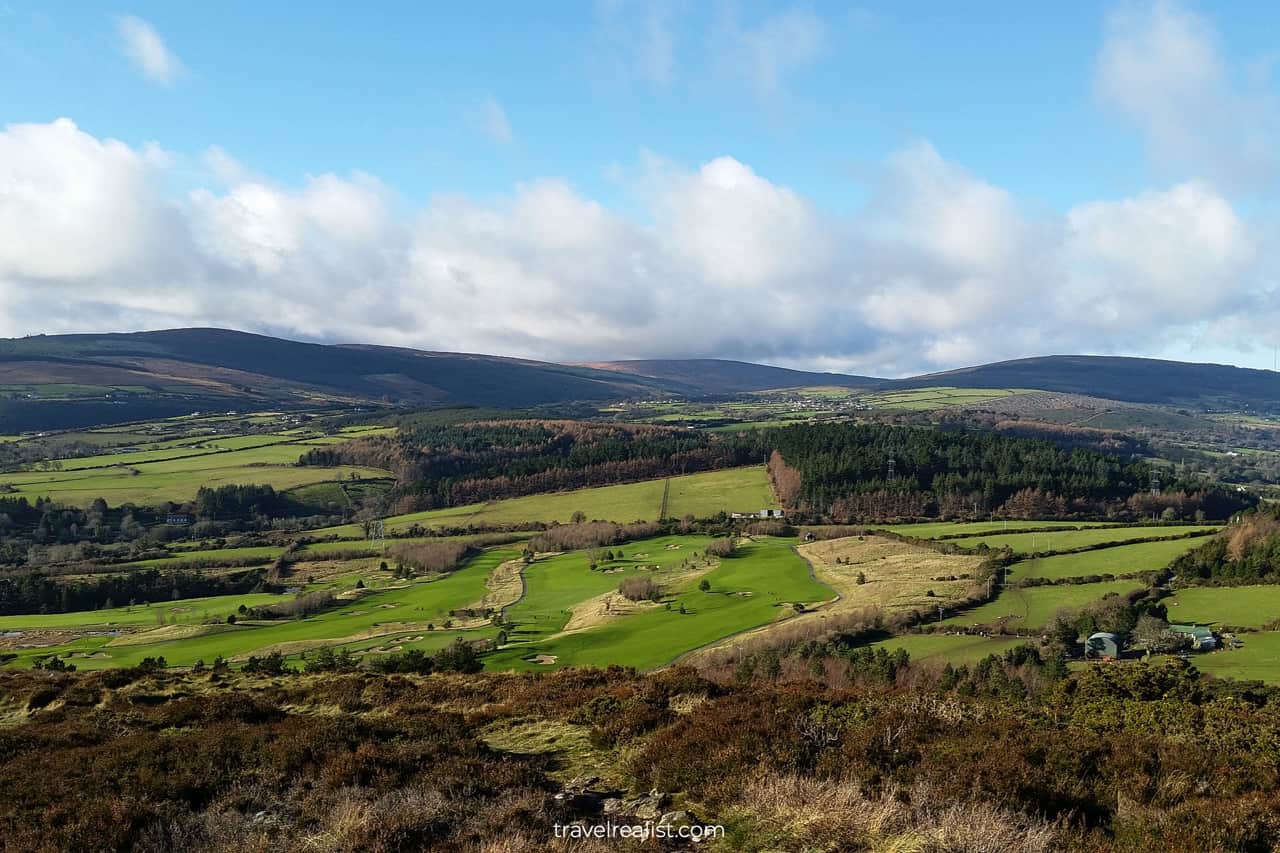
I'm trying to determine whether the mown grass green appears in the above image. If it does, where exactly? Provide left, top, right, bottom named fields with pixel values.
left=487, top=536, right=829, bottom=671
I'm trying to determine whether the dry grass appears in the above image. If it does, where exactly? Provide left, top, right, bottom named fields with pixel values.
left=727, top=773, right=1058, bottom=852
left=798, top=535, right=985, bottom=613
left=467, top=558, right=526, bottom=614
left=561, top=589, right=663, bottom=632
left=105, top=623, right=242, bottom=647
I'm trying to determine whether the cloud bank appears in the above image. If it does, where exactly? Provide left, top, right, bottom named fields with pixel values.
left=0, top=115, right=1272, bottom=376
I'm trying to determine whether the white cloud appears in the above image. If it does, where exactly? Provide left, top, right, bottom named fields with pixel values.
left=1065, top=181, right=1255, bottom=324
left=117, top=15, right=184, bottom=86
left=477, top=97, right=514, bottom=145
left=593, top=0, right=678, bottom=86
left=710, top=4, right=827, bottom=99
left=0, top=118, right=1274, bottom=375
left=1095, top=0, right=1280, bottom=190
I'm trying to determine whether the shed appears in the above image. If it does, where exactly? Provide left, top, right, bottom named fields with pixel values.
left=1170, top=624, right=1217, bottom=651
left=1086, top=632, right=1120, bottom=660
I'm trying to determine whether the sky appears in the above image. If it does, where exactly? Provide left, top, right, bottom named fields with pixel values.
left=1, top=0, right=1280, bottom=377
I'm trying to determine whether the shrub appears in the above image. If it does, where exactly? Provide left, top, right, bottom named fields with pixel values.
left=706, top=538, right=736, bottom=558
left=242, top=651, right=291, bottom=676
left=619, top=576, right=662, bottom=603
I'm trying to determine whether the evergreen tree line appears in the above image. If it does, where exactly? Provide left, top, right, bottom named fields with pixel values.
left=0, top=566, right=272, bottom=616
left=1170, top=507, right=1280, bottom=585
left=767, top=422, right=1252, bottom=520
left=301, top=419, right=768, bottom=513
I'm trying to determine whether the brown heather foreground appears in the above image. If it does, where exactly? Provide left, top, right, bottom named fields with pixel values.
left=1, top=661, right=1280, bottom=851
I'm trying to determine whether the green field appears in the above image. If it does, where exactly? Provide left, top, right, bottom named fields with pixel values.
left=878, top=520, right=1116, bottom=539
left=52, top=434, right=308, bottom=470
left=945, top=525, right=1218, bottom=554
left=0, top=537, right=834, bottom=673
left=665, top=466, right=777, bottom=517
left=486, top=535, right=830, bottom=671
left=858, top=387, right=1037, bottom=411
left=864, top=633, right=1032, bottom=664
left=1191, top=632, right=1280, bottom=683
left=1007, top=537, right=1210, bottom=581
left=0, top=414, right=387, bottom=507
left=1, top=548, right=520, bottom=669
left=120, top=545, right=287, bottom=568
left=1163, top=585, right=1280, bottom=629
left=316, top=466, right=775, bottom=537
left=0, top=592, right=294, bottom=631
left=6, top=459, right=390, bottom=506
left=941, top=580, right=1148, bottom=630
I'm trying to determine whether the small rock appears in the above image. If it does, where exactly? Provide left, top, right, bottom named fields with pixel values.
left=564, top=774, right=600, bottom=791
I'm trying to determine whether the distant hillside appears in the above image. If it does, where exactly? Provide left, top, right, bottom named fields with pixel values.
left=576, top=358, right=880, bottom=394
left=4, top=330, right=1278, bottom=431
left=884, top=355, right=1280, bottom=409
left=0, top=329, right=665, bottom=430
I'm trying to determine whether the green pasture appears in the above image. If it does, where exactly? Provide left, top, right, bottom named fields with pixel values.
left=945, top=525, right=1218, bottom=554
left=120, top=545, right=286, bottom=568
left=864, top=633, right=1032, bottom=664
left=859, top=387, right=1037, bottom=410
left=0, top=592, right=294, bottom=631
left=1191, top=632, right=1280, bottom=683
left=7, top=459, right=390, bottom=506
left=1163, top=585, right=1280, bottom=629
left=51, top=434, right=308, bottom=470
left=941, top=580, right=1148, bottom=631
left=2, top=548, right=521, bottom=670
left=315, top=466, right=774, bottom=537
left=877, top=520, right=1116, bottom=539
left=665, top=466, right=776, bottom=517
left=1007, top=537, right=1210, bottom=582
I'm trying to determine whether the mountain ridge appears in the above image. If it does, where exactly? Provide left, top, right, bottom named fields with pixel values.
left=2, top=329, right=1279, bottom=430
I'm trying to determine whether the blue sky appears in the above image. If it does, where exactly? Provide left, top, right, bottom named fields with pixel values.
left=2, top=1, right=1279, bottom=375
left=2, top=1, right=1143, bottom=208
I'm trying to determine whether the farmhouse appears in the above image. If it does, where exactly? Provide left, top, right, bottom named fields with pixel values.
left=165, top=514, right=192, bottom=526
left=1170, top=624, right=1218, bottom=651
left=730, top=509, right=786, bottom=520
left=1086, top=632, right=1120, bottom=660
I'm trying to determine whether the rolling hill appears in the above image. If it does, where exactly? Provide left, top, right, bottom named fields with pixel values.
left=3, top=329, right=1279, bottom=430
left=882, top=355, right=1280, bottom=408
left=573, top=358, right=881, bottom=394
left=0, top=329, right=665, bottom=430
